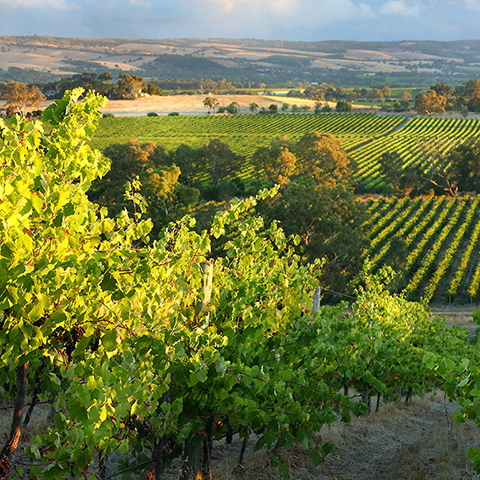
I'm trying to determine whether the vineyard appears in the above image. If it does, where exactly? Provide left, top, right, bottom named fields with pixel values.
left=364, top=194, right=480, bottom=304
left=91, top=112, right=480, bottom=191
left=90, top=112, right=480, bottom=307
left=3, top=91, right=480, bottom=480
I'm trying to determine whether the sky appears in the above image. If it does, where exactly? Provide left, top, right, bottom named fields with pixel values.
left=1, top=0, right=480, bottom=42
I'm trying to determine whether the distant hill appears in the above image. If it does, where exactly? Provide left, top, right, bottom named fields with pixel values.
left=1, top=36, right=480, bottom=86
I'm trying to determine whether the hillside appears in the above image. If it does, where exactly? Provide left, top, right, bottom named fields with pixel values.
left=1, top=36, right=480, bottom=86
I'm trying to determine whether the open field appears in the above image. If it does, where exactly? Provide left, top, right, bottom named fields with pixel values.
left=2, top=36, right=480, bottom=86
left=0, top=39, right=457, bottom=75
left=99, top=94, right=323, bottom=117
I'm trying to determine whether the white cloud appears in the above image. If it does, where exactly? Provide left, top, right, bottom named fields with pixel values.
left=129, top=0, right=153, bottom=8
left=0, top=0, right=79, bottom=9
left=462, top=0, right=480, bottom=11
left=380, top=0, right=421, bottom=17
left=194, top=0, right=375, bottom=27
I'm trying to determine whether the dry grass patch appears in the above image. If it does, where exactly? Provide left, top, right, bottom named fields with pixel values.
left=2, top=392, right=480, bottom=480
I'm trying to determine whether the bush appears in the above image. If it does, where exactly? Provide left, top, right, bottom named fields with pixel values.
left=268, top=104, right=278, bottom=114
left=147, top=112, right=159, bottom=117
left=336, top=100, right=353, bottom=113
left=168, top=112, right=180, bottom=116
left=102, top=113, right=114, bottom=118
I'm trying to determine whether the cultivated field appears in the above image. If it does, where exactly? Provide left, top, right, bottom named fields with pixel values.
left=91, top=111, right=480, bottom=306
left=364, top=196, right=480, bottom=304
left=91, top=110, right=480, bottom=189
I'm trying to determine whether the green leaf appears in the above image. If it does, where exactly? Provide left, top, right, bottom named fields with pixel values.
left=172, top=398, right=183, bottom=415
left=118, top=440, right=129, bottom=454
left=309, top=449, right=325, bottom=466
left=100, top=272, right=117, bottom=292
left=101, top=329, right=118, bottom=352
left=215, top=358, right=226, bottom=377
left=196, top=368, right=207, bottom=383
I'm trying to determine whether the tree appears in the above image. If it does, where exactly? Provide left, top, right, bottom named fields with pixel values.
left=1, top=82, right=46, bottom=116
left=461, top=79, right=480, bottom=112
left=200, top=137, right=243, bottom=189
left=93, top=140, right=159, bottom=209
left=336, top=100, right=353, bottom=112
left=257, top=179, right=367, bottom=296
left=225, top=101, right=239, bottom=114
left=447, top=137, right=480, bottom=192
left=170, top=143, right=205, bottom=187
left=144, top=83, right=164, bottom=96
left=114, top=73, right=146, bottom=99
left=418, top=140, right=457, bottom=195
left=430, top=82, right=454, bottom=98
left=380, top=141, right=458, bottom=196
left=399, top=91, right=412, bottom=102
left=249, top=102, right=259, bottom=113
left=203, top=96, right=219, bottom=114
left=368, top=88, right=384, bottom=102
left=268, top=103, right=278, bottom=114
left=382, top=85, right=391, bottom=98
left=252, top=136, right=297, bottom=186
left=92, top=140, right=199, bottom=231
left=414, top=90, right=446, bottom=116
left=350, top=87, right=361, bottom=100
left=430, top=83, right=455, bottom=111
left=303, top=84, right=327, bottom=101
left=295, top=132, right=356, bottom=187
left=379, top=151, right=419, bottom=194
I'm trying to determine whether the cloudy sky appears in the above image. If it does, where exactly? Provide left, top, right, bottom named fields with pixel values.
left=1, top=0, right=479, bottom=42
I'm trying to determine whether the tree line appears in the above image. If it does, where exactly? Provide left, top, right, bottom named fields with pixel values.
left=0, top=72, right=164, bottom=104
left=414, top=80, right=480, bottom=115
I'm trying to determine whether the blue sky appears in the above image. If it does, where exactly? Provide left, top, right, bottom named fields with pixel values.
left=0, top=0, right=479, bottom=42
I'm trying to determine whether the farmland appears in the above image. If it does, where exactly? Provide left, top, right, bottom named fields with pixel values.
left=5, top=83, right=480, bottom=480
left=91, top=111, right=480, bottom=306
left=364, top=195, right=480, bottom=303
left=92, top=111, right=480, bottom=191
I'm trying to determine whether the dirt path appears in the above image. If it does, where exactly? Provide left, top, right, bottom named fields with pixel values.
left=313, top=395, right=474, bottom=480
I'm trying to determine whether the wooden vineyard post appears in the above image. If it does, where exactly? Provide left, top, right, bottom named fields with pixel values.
left=196, top=262, right=213, bottom=328
left=311, top=285, right=321, bottom=314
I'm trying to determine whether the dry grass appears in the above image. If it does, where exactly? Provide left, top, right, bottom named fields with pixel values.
left=206, top=393, right=480, bottom=480
left=1, top=392, right=480, bottom=479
